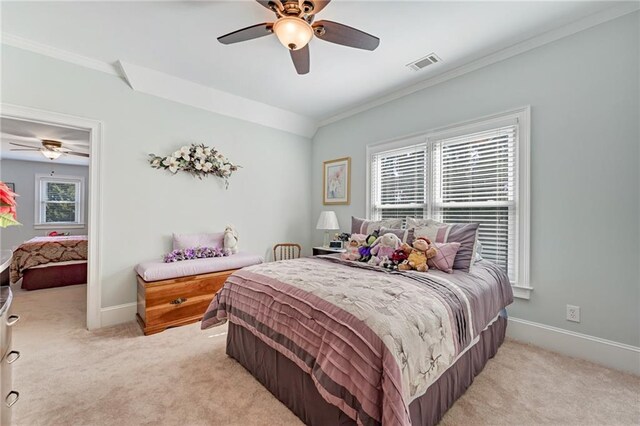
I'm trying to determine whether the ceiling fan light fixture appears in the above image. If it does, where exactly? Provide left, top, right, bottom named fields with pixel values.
left=42, top=150, right=62, bottom=160
left=273, top=17, right=313, bottom=50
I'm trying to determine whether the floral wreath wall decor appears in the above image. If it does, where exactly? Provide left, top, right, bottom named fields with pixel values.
left=149, top=144, right=240, bottom=188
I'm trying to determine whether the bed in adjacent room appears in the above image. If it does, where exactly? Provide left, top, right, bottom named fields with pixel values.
left=10, top=235, right=87, bottom=291
left=201, top=254, right=513, bottom=426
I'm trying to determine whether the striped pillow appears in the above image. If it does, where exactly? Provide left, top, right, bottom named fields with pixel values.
left=351, top=216, right=403, bottom=235
left=379, top=227, right=414, bottom=245
left=412, top=219, right=479, bottom=272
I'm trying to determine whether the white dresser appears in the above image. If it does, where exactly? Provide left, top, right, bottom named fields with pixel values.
left=0, top=251, right=19, bottom=425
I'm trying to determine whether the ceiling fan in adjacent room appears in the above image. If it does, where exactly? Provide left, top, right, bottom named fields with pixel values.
left=9, top=139, right=89, bottom=160
left=217, top=0, right=380, bottom=75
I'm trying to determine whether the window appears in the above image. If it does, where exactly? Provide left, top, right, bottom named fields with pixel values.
left=35, top=175, right=84, bottom=227
left=367, top=108, right=530, bottom=296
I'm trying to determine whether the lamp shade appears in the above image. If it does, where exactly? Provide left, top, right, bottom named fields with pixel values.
left=316, top=211, right=339, bottom=230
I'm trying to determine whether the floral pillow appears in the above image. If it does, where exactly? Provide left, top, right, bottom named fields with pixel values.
left=164, top=246, right=228, bottom=263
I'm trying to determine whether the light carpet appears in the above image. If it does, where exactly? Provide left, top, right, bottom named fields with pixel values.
left=10, top=284, right=640, bottom=426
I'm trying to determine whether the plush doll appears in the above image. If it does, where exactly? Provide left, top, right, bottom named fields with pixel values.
left=398, top=237, right=437, bottom=272
left=223, top=225, right=239, bottom=254
left=391, top=243, right=411, bottom=264
left=358, top=231, right=379, bottom=263
left=370, top=233, right=402, bottom=265
left=340, top=236, right=362, bottom=261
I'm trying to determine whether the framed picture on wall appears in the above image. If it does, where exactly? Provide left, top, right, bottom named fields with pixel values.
left=5, top=183, right=15, bottom=192
left=323, top=157, right=351, bottom=205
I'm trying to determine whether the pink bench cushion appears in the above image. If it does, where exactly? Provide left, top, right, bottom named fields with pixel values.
left=135, top=252, right=263, bottom=282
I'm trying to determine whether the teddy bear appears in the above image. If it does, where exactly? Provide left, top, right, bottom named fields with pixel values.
left=340, top=235, right=363, bottom=261
left=398, top=237, right=437, bottom=272
left=223, top=225, right=239, bottom=255
left=369, top=233, right=402, bottom=266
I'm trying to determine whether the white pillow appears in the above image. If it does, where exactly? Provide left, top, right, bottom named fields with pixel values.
left=172, top=232, right=224, bottom=250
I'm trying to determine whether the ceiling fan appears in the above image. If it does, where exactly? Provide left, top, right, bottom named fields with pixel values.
left=217, top=0, right=380, bottom=75
left=9, top=140, right=89, bottom=160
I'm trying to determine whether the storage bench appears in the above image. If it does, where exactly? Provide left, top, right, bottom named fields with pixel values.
left=135, top=253, right=262, bottom=335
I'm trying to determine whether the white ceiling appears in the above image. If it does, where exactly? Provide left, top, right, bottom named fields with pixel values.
left=1, top=118, right=90, bottom=166
left=0, top=1, right=631, bottom=121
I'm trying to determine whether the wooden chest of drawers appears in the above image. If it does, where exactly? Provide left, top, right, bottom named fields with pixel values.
left=136, top=269, right=237, bottom=336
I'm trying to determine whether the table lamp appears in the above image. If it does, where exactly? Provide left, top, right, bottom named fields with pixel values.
left=316, top=211, right=339, bottom=247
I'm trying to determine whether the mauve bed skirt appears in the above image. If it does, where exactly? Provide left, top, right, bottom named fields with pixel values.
left=21, top=263, right=87, bottom=291
left=226, top=315, right=507, bottom=426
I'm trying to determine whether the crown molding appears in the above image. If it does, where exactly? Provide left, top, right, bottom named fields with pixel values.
left=117, top=61, right=317, bottom=138
left=319, top=3, right=640, bottom=127
left=1, top=33, right=318, bottom=138
left=1, top=33, right=120, bottom=76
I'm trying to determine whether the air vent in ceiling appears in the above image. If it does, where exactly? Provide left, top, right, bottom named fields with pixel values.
left=407, top=53, right=441, bottom=71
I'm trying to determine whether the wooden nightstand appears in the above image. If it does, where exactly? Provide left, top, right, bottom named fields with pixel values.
left=312, top=246, right=346, bottom=256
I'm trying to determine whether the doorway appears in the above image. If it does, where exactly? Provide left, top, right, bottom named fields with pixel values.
left=1, top=104, right=103, bottom=329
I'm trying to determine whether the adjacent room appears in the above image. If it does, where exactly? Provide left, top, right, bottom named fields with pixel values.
left=0, top=1, right=638, bottom=425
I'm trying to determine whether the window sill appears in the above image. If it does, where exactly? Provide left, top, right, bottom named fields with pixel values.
left=34, top=224, right=85, bottom=230
left=512, top=284, right=533, bottom=300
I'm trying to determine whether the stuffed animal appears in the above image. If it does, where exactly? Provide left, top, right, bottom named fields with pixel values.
left=370, top=233, right=401, bottom=265
left=340, top=236, right=362, bottom=261
left=358, top=231, right=379, bottom=263
left=380, top=242, right=411, bottom=270
left=223, top=225, right=239, bottom=254
left=391, top=243, right=411, bottom=264
left=398, top=237, right=437, bottom=272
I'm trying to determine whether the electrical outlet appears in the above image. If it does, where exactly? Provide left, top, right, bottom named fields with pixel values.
left=566, top=305, right=580, bottom=323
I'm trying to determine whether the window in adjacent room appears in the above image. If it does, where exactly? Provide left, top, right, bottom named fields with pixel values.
left=367, top=108, right=530, bottom=294
left=35, top=174, right=84, bottom=227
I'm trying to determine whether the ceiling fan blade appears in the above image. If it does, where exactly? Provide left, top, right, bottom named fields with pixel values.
left=10, top=149, right=40, bottom=152
left=218, top=23, right=274, bottom=45
left=255, top=0, right=282, bottom=12
left=290, top=45, right=310, bottom=75
left=313, top=20, right=380, bottom=51
left=9, top=142, right=39, bottom=149
left=310, top=0, right=331, bottom=14
left=64, top=151, right=90, bottom=158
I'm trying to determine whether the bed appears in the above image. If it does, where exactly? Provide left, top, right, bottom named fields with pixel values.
left=202, top=255, right=513, bottom=426
left=10, top=235, right=87, bottom=291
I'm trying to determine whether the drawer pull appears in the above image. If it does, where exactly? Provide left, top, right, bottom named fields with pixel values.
left=6, top=315, right=19, bottom=327
left=170, top=297, right=187, bottom=305
left=6, top=351, right=20, bottom=364
left=5, top=391, right=18, bottom=408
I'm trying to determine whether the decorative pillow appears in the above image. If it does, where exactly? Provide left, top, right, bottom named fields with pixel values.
left=351, top=216, right=402, bottom=235
left=413, top=220, right=479, bottom=271
left=427, top=242, right=461, bottom=273
left=172, top=232, right=224, bottom=250
left=379, top=227, right=414, bottom=245
left=164, top=246, right=228, bottom=263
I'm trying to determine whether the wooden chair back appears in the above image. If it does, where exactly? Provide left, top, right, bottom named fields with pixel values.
left=273, top=243, right=302, bottom=261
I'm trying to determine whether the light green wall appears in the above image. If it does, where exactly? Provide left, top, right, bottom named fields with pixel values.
left=1, top=46, right=312, bottom=308
left=312, top=12, right=640, bottom=346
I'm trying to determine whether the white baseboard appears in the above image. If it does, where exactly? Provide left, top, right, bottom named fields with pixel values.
left=100, top=302, right=137, bottom=328
left=507, top=317, right=640, bottom=376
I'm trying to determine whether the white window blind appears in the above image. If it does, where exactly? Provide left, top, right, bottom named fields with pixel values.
left=370, top=144, right=427, bottom=220
left=367, top=108, right=529, bottom=291
left=431, top=125, right=518, bottom=281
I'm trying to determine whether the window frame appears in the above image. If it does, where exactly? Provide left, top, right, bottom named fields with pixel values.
left=365, top=107, right=531, bottom=299
left=34, top=174, right=85, bottom=229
